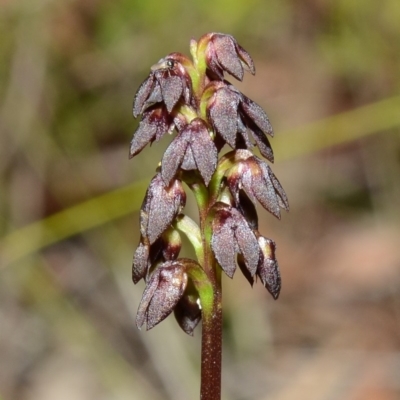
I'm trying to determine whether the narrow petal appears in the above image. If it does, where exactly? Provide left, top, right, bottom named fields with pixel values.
left=144, top=175, right=186, bottom=243
left=136, top=269, right=161, bottom=329
left=237, top=254, right=255, bottom=287
left=130, top=107, right=171, bottom=159
left=161, top=134, right=189, bottom=185
left=209, top=87, right=240, bottom=148
left=240, top=167, right=257, bottom=204
left=252, top=164, right=281, bottom=218
left=267, top=166, right=290, bottom=211
left=205, top=42, right=225, bottom=79
left=241, top=97, right=274, bottom=137
left=211, top=221, right=236, bottom=278
left=213, top=35, right=244, bottom=81
left=234, top=221, right=259, bottom=276
left=190, top=122, right=218, bottom=186
left=260, top=163, right=289, bottom=212
left=129, top=120, right=157, bottom=158
left=257, top=237, right=281, bottom=299
left=132, top=241, right=150, bottom=284
left=259, top=258, right=281, bottom=299
left=236, top=43, right=255, bottom=75
left=159, top=74, right=183, bottom=112
left=250, top=125, right=274, bottom=162
left=146, top=265, right=188, bottom=330
left=133, top=74, right=155, bottom=118
left=146, top=82, right=163, bottom=105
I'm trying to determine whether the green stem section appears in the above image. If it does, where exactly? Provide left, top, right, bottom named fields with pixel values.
left=174, top=214, right=204, bottom=265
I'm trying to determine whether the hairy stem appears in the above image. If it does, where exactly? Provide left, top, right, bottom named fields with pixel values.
left=185, top=250, right=222, bottom=400
left=200, top=282, right=222, bottom=400
left=184, top=169, right=223, bottom=399
left=200, top=207, right=222, bottom=399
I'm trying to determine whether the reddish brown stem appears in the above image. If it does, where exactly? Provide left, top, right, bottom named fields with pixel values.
left=200, top=286, right=222, bottom=400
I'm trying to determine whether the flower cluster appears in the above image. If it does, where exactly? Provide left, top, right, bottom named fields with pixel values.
left=130, top=33, right=288, bottom=333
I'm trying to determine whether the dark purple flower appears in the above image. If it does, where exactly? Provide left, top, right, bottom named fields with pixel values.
left=206, top=82, right=274, bottom=161
left=133, top=53, right=193, bottom=117
left=174, top=290, right=201, bottom=336
left=132, top=240, right=152, bottom=284
left=225, top=149, right=289, bottom=219
left=129, top=106, right=174, bottom=158
left=136, top=261, right=188, bottom=330
left=210, top=202, right=260, bottom=278
left=257, top=236, right=281, bottom=299
left=237, top=236, right=281, bottom=299
left=140, top=173, right=186, bottom=245
left=161, top=118, right=217, bottom=186
left=199, top=33, right=255, bottom=81
left=207, top=83, right=240, bottom=148
left=132, top=228, right=182, bottom=284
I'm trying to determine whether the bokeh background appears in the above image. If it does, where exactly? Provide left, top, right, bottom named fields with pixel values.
left=1, top=1, right=400, bottom=399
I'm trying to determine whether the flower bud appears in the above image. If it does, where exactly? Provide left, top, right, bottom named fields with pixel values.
left=199, top=33, right=255, bottom=81
left=257, top=237, right=281, bottom=299
left=132, top=240, right=151, bottom=284
left=136, top=262, right=188, bottom=330
left=174, top=291, right=201, bottom=336
left=161, top=118, right=217, bottom=186
left=161, top=228, right=182, bottom=261
left=207, top=83, right=241, bottom=148
left=132, top=228, right=182, bottom=284
left=133, top=53, right=193, bottom=117
left=206, top=82, right=274, bottom=160
left=140, top=173, right=186, bottom=244
left=129, top=106, right=174, bottom=158
left=224, top=151, right=289, bottom=219
left=210, top=202, right=260, bottom=278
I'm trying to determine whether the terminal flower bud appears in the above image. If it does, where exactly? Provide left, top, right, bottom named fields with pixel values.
left=200, top=33, right=255, bottom=81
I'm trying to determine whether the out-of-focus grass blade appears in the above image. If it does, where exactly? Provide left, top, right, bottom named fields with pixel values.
left=1, top=181, right=148, bottom=267
left=1, top=95, right=400, bottom=268
left=22, top=258, right=165, bottom=400
left=275, top=95, right=400, bottom=160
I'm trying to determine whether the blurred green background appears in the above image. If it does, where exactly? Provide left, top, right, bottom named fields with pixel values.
left=1, top=0, right=400, bottom=399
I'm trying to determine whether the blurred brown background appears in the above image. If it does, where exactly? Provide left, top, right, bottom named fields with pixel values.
left=1, top=1, right=400, bottom=399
